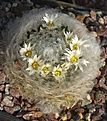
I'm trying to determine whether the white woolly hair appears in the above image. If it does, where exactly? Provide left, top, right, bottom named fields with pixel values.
left=5, top=8, right=101, bottom=114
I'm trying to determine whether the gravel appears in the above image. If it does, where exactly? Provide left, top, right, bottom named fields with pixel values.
left=0, top=0, right=107, bottom=121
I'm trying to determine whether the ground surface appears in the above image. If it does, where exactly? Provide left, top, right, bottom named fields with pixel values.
left=0, top=0, right=107, bottom=121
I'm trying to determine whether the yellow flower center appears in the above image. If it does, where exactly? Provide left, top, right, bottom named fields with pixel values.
left=70, top=55, right=78, bottom=63
left=47, top=21, right=55, bottom=27
left=42, top=67, right=49, bottom=73
left=54, top=70, right=61, bottom=77
left=25, top=51, right=32, bottom=57
left=73, top=44, right=79, bottom=50
left=32, top=61, right=39, bottom=70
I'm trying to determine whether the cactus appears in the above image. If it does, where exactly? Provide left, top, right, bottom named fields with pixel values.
left=5, top=8, right=101, bottom=114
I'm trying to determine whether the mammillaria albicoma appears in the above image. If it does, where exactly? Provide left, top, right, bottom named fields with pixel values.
left=5, top=8, right=101, bottom=114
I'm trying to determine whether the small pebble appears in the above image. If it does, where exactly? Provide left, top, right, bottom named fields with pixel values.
left=0, top=84, right=5, bottom=91
left=5, top=84, right=10, bottom=94
left=0, top=104, right=3, bottom=111
left=67, top=111, right=72, bottom=119
left=23, top=111, right=43, bottom=120
left=89, top=107, right=96, bottom=113
left=85, top=113, right=91, bottom=121
left=13, top=97, right=20, bottom=105
left=75, top=108, right=85, bottom=113
left=27, top=105, right=37, bottom=111
left=61, top=114, right=67, bottom=121
left=92, top=115, right=99, bottom=121
left=12, top=3, right=18, bottom=7
left=98, top=18, right=104, bottom=25
left=86, top=104, right=95, bottom=110
left=5, top=7, right=9, bottom=12
left=13, top=105, right=21, bottom=112
left=70, top=119, right=74, bottom=121
left=7, top=3, right=11, bottom=8
left=0, top=93, right=3, bottom=102
left=90, top=10, right=96, bottom=21
left=1, top=2, right=8, bottom=9
left=87, top=94, right=91, bottom=101
left=90, top=31, right=97, bottom=38
left=55, top=113, right=59, bottom=119
left=0, top=1, right=107, bottom=121
left=73, top=115, right=80, bottom=121
left=78, top=112, right=83, bottom=119
left=2, top=96, right=14, bottom=107
left=95, top=91, right=105, bottom=102
left=4, top=106, right=15, bottom=114
left=9, top=88, right=20, bottom=98
left=103, top=16, right=107, bottom=24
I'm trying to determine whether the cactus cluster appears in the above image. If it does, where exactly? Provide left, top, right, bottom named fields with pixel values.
left=5, top=8, right=101, bottom=113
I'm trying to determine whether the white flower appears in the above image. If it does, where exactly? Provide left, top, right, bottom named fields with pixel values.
left=40, top=63, right=51, bottom=77
left=42, top=13, right=58, bottom=29
left=64, top=49, right=89, bottom=72
left=70, top=35, right=89, bottom=51
left=52, top=65, right=66, bottom=82
left=26, top=55, right=42, bottom=75
left=61, top=62, right=69, bottom=70
left=63, top=29, right=74, bottom=44
left=20, top=42, right=35, bottom=61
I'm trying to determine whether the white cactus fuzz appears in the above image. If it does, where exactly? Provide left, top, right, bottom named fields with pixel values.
left=5, top=8, right=101, bottom=114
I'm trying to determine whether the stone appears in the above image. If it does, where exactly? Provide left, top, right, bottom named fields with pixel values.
left=13, top=105, right=21, bottom=112
left=0, top=93, right=3, bottom=102
left=95, top=91, right=105, bottom=102
left=103, top=16, right=107, bottom=24
left=5, top=7, right=9, bottom=12
left=27, top=105, right=37, bottom=111
left=7, top=3, right=11, bottom=8
left=0, top=84, right=5, bottom=91
left=90, top=10, right=96, bottom=21
left=13, top=97, right=20, bottom=105
left=67, top=111, right=72, bottom=119
left=12, top=3, right=18, bottom=7
left=5, top=84, right=10, bottom=94
left=0, top=104, right=3, bottom=111
left=2, top=96, right=14, bottom=107
left=61, top=114, right=67, bottom=121
left=98, top=18, right=104, bottom=25
left=23, top=111, right=43, bottom=120
left=9, top=88, right=20, bottom=98
left=4, top=106, right=15, bottom=114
